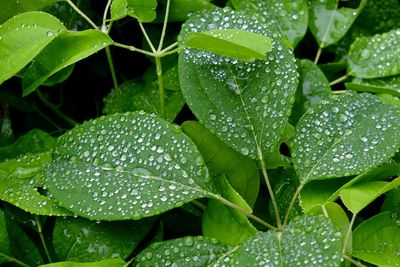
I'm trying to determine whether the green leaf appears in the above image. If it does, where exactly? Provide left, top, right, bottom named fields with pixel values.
left=348, top=29, right=400, bottom=78
left=346, top=76, right=400, bottom=97
left=53, top=217, right=155, bottom=262
left=0, top=129, right=55, bottom=161
left=293, top=93, right=400, bottom=183
left=0, top=0, right=64, bottom=23
left=308, top=0, right=366, bottom=48
left=110, top=0, right=157, bottom=22
left=202, top=176, right=257, bottom=246
left=0, top=11, right=66, bottom=85
left=353, top=212, right=400, bottom=266
left=0, top=209, right=10, bottom=256
left=160, top=0, right=213, bottom=21
left=22, top=29, right=112, bottom=96
left=340, top=177, right=400, bottom=214
left=0, top=152, right=71, bottom=216
left=231, top=0, right=308, bottom=47
left=39, top=258, right=126, bottom=267
left=103, top=79, right=185, bottom=122
left=178, top=7, right=298, bottom=159
left=182, top=121, right=259, bottom=207
left=134, top=236, right=232, bottom=266
left=184, top=29, right=272, bottom=61
left=381, top=187, right=400, bottom=215
left=42, top=64, right=74, bottom=87
left=44, top=112, right=214, bottom=220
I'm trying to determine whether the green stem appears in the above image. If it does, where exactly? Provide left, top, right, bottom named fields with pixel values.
left=343, top=254, right=367, bottom=267
left=112, top=42, right=155, bottom=57
left=157, top=0, right=171, bottom=51
left=35, top=107, right=63, bottom=131
left=314, top=47, right=322, bottom=64
left=35, top=215, right=52, bottom=263
left=0, top=254, right=30, bottom=267
left=138, top=22, right=156, bottom=53
left=155, top=56, right=166, bottom=118
left=283, top=182, right=305, bottom=227
left=160, top=41, right=178, bottom=54
left=36, top=91, right=78, bottom=127
left=215, top=195, right=278, bottom=231
left=105, top=46, right=119, bottom=91
left=102, top=0, right=113, bottom=31
left=332, top=90, right=347, bottom=94
left=192, top=200, right=206, bottom=210
left=343, top=213, right=356, bottom=255
left=159, top=48, right=180, bottom=57
left=330, top=74, right=348, bottom=86
left=66, top=0, right=98, bottom=29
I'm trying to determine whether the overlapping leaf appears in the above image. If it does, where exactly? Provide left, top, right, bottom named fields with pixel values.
left=346, top=76, right=400, bottom=96
left=39, top=258, right=126, bottom=267
left=0, top=0, right=64, bottom=23
left=110, top=0, right=157, bottom=22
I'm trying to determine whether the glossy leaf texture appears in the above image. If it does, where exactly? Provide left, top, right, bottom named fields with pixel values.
left=348, top=29, right=400, bottom=78
left=308, top=0, right=366, bottom=48
left=43, top=112, right=214, bottom=220
left=159, top=0, right=213, bottom=21
left=231, top=0, right=308, bottom=47
left=0, top=152, right=71, bottom=216
left=346, top=76, right=400, bottom=97
left=202, top=176, right=257, bottom=246
left=22, top=29, right=112, bottom=96
left=293, top=93, right=400, bottom=183
left=178, top=7, right=298, bottom=159
left=103, top=79, right=185, bottom=122
left=39, top=258, right=126, bottom=267
left=53, top=217, right=155, bottom=262
left=353, top=212, right=400, bottom=266
left=184, top=29, right=272, bottom=61
left=0, top=11, right=66, bottom=85
left=0, top=0, right=64, bottom=23
left=340, top=177, right=400, bottom=214
left=110, top=0, right=157, bottom=22
left=182, top=121, right=259, bottom=207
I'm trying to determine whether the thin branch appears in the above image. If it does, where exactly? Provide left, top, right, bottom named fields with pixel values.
left=155, top=57, right=166, bottom=118
left=138, top=22, right=157, bottom=53
left=160, top=41, right=178, bottom=54
left=0, top=254, right=30, bottom=267
left=160, top=48, right=180, bottom=57
left=157, top=0, right=171, bottom=51
left=35, top=215, right=52, bottom=263
left=343, top=213, right=356, bottom=255
left=105, top=46, right=119, bottom=91
left=112, top=42, right=156, bottom=57
left=330, top=74, right=348, bottom=86
left=314, top=47, right=322, bottom=64
left=66, top=0, right=98, bottom=29
left=283, top=182, right=305, bottom=226
left=343, top=254, right=367, bottom=267
left=102, top=0, right=113, bottom=31
left=192, top=200, right=206, bottom=210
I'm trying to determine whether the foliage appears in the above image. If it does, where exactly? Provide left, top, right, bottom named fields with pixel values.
left=0, top=0, right=400, bottom=266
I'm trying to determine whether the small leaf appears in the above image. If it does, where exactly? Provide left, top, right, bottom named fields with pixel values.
left=346, top=76, right=400, bottom=96
left=179, top=7, right=298, bottom=159
left=22, top=29, right=112, bottom=95
left=353, top=212, right=400, bottom=266
left=293, top=93, right=400, bottom=183
left=182, top=121, right=259, bottom=207
left=53, top=217, right=155, bottom=262
left=348, top=28, right=400, bottom=78
left=308, top=0, right=366, bottom=48
left=0, top=11, right=66, bottom=85
left=0, top=0, right=64, bottom=23
left=134, top=236, right=232, bottom=266
left=231, top=0, right=308, bottom=47
left=202, top=176, right=257, bottom=246
left=184, top=29, right=272, bottom=61
left=110, top=0, right=157, bottom=22
left=39, top=258, right=126, bottom=267
left=340, top=177, right=400, bottom=214
left=44, top=112, right=214, bottom=220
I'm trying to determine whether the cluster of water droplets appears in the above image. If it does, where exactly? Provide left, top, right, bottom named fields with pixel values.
left=44, top=112, right=212, bottom=220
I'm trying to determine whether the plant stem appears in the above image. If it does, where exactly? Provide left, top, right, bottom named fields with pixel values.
left=105, top=46, right=119, bottom=91
left=160, top=48, right=180, bottom=57
left=330, top=74, right=348, bottom=86
left=157, top=0, right=171, bottom=51
left=112, top=42, right=156, bottom=57
left=314, top=47, right=322, bottom=64
left=0, top=254, right=30, bottom=267
left=102, top=0, right=113, bottom=31
left=192, top=200, right=206, bottom=210
left=155, top=56, right=166, bottom=118
left=283, top=181, right=305, bottom=226
left=343, top=254, right=367, bottom=267
left=214, top=195, right=278, bottom=231
left=343, top=213, right=356, bottom=255
left=138, top=22, right=157, bottom=53
left=34, top=215, right=52, bottom=263
left=36, top=90, right=78, bottom=127
left=332, top=90, right=347, bottom=94
left=66, top=0, right=98, bottom=29
left=160, top=42, right=178, bottom=54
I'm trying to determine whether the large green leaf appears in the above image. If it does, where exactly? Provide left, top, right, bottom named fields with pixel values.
left=110, top=0, right=157, bottom=22
left=182, top=121, right=259, bottom=207
left=0, top=11, right=66, bottom=85
left=0, top=152, right=71, bottom=216
left=178, top=7, right=298, bottom=159
left=346, top=76, right=400, bottom=96
left=53, top=217, right=155, bottom=262
left=22, top=29, right=112, bottom=95
left=39, top=258, right=126, bottom=267
left=44, top=112, right=214, bottom=220
left=308, top=0, right=366, bottom=48
left=353, top=212, right=400, bottom=266
left=340, top=177, right=400, bottom=214
left=348, top=29, right=400, bottom=78
left=0, top=0, right=64, bottom=23
left=202, top=176, right=257, bottom=246
left=231, top=0, right=308, bottom=47
left=184, top=29, right=272, bottom=61
left=293, top=93, right=400, bottom=183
